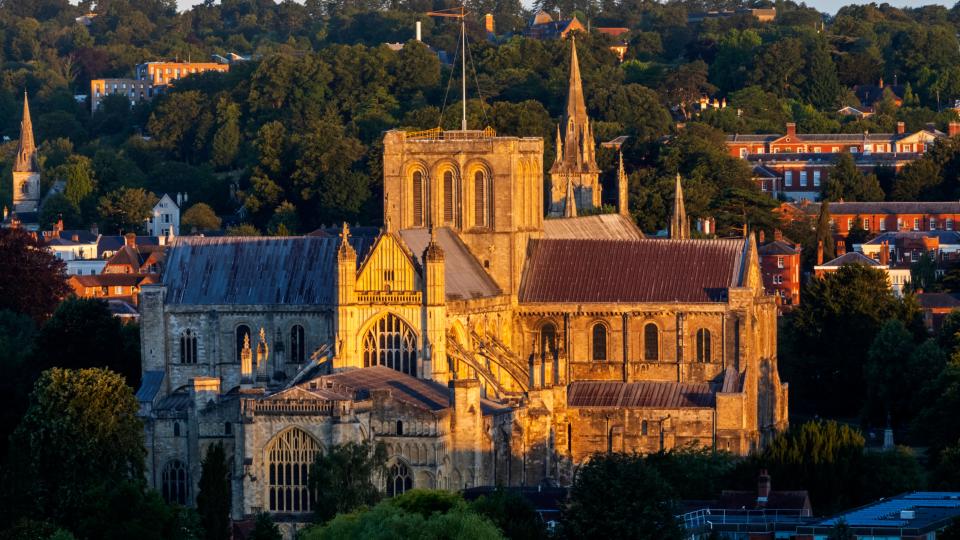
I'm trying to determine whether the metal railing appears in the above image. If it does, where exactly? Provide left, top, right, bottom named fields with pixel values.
left=402, top=127, right=497, bottom=141
left=677, top=508, right=811, bottom=530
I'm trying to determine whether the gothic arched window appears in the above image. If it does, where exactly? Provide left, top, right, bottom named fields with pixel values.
left=396, top=420, right=404, bottom=436
left=180, top=329, right=198, bottom=364
left=641, top=420, right=649, bottom=436
left=362, top=314, right=418, bottom=376
left=592, top=323, right=607, bottom=361
left=236, top=325, right=251, bottom=363
left=412, top=170, right=424, bottom=227
left=266, top=428, right=321, bottom=513
left=386, top=461, right=413, bottom=497
left=644, top=323, right=659, bottom=361
left=474, top=170, right=487, bottom=228
left=290, top=325, right=305, bottom=363
left=443, top=170, right=457, bottom=225
left=696, top=328, right=712, bottom=363
left=20, top=182, right=29, bottom=195
left=161, top=460, right=189, bottom=505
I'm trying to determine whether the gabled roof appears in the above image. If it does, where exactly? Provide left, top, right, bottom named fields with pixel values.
left=519, top=238, right=745, bottom=304
left=106, top=245, right=143, bottom=269
left=69, top=273, right=156, bottom=287
left=163, top=235, right=375, bottom=305
left=97, top=235, right=161, bottom=257
left=818, top=251, right=881, bottom=268
left=543, top=214, right=643, bottom=240
left=758, top=240, right=800, bottom=256
left=398, top=227, right=502, bottom=300
left=864, top=231, right=960, bottom=245
left=917, top=293, right=960, bottom=309
left=568, top=380, right=716, bottom=408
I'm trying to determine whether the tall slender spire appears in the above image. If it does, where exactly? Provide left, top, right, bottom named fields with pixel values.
left=14, top=91, right=37, bottom=173
left=564, top=179, right=577, bottom=218
left=669, top=173, right=689, bottom=239
left=565, top=36, right=588, bottom=130
left=554, top=124, right=563, bottom=165
left=617, top=151, right=629, bottom=217
left=552, top=36, right=598, bottom=175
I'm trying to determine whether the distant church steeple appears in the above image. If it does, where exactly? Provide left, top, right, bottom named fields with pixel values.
left=14, top=91, right=37, bottom=174
left=669, top=173, right=689, bottom=240
left=12, top=91, right=40, bottom=218
left=617, top=151, right=629, bottom=217
left=549, top=36, right=601, bottom=217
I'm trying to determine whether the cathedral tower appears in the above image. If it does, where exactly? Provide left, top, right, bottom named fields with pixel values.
left=549, top=37, right=601, bottom=217
left=13, top=92, right=40, bottom=214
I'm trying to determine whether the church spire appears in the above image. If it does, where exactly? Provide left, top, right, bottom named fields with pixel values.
left=554, top=124, right=563, bottom=165
left=565, top=36, right=588, bottom=128
left=564, top=179, right=577, bottom=218
left=552, top=36, right=598, bottom=175
left=617, top=151, right=629, bottom=217
left=669, top=173, right=689, bottom=239
left=14, top=91, right=37, bottom=173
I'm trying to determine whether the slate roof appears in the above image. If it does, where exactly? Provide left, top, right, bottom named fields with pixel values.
left=818, top=251, right=881, bottom=267
left=543, top=214, right=644, bottom=240
left=398, top=228, right=502, bottom=300
left=567, top=380, right=716, bottom=409
left=519, top=238, right=745, bottom=304
left=864, top=231, right=960, bottom=244
left=163, top=235, right=375, bottom=305
left=719, top=490, right=811, bottom=511
left=315, top=366, right=509, bottom=415
left=802, top=201, right=960, bottom=215
left=97, top=235, right=160, bottom=258
left=758, top=240, right=800, bottom=256
left=136, top=370, right=164, bottom=403
left=917, top=293, right=960, bottom=309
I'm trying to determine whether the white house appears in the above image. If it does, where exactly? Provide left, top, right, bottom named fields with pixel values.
left=148, top=193, right=181, bottom=238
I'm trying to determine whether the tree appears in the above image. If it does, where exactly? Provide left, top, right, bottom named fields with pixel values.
left=5, top=368, right=145, bottom=531
left=563, top=453, right=683, bottom=540
left=892, top=159, right=941, bottom=201
left=823, top=153, right=884, bottom=202
left=52, top=155, right=96, bottom=208
left=267, top=201, right=299, bottom=236
left=197, top=443, right=231, bottom=540
left=803, top=41, right=842, bottom=109
left=470, top=490, right=547, bottom=540
left=181, top=203, right=222, bottom=233
left=38, top=193, right=82, bottom=230
left=0, top=228, right=69, bottom=322
left=211, top=97, right=241, bottom=169
left=0, top=310, right=37, bottom=461
left=98, top=187, right=159, bottom=233
left=815, top=201, right=836, bottom=264
left=309, top=441, right=387, bottom=523
left=247, top=513, right=281, bottom=540
left=642, top=445, right=738, bottom=500
left=864, top=320, right=916, bottom=426
left=225, top=223, right=261, bottom=236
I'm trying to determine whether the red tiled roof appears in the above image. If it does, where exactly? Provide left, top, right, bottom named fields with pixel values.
left=519, top=238, right=745, bottom=303
left=568, top=380, right=715, bottom=409
left=69, top=274, right=155, bottom=287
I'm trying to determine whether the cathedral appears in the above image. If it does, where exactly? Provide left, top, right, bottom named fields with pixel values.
left=137, top=39, right=787, bottom=531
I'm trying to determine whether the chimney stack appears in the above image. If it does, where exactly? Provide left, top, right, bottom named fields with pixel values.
left=786, top=122, right=797, bottom=138
left=53, top=215, right=63, bottom=238
left=880, top=240, right=890, bottom=265
left=897, top=121, right=905, bottom=135
left=836, top=239, right=846, bottom=256
left=416, top=20, right=422, bottom=41
left=125, top=232, right=136, bottom=248
left=774, top=228, right=783, bottom=242
left=71, top=234, right=79, bottom=242
left=757, top=469, right=771, bottom=507
left=759, top=230, right=765, bottom=244
left=817, top=240, right=824, bottom=265
left=484, top=13, right=495, bottom=34
left=949, top=122, right=960, bottom=138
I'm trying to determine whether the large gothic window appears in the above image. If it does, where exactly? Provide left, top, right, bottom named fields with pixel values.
left=696, top=329, right=712, bottom=363
left=474, top=170, right=487, bottom=228
left=180, top=329, right=198, bottom=364
left=386, top=461, right=413, bottom=497
left=644, top=323, right=659, bottom=361
left=362, top=314, right=418, bottom=376
left=161, top=460, right=189, bottom=505
left=290, top=325, right=305, bottom=363
left=412, top=171, right=424, bottom=227
left=592, top=324, right=607, bottom=361
left=236, top=325, right=251, bottom=363
left=266, top=428, right=321, bottom=513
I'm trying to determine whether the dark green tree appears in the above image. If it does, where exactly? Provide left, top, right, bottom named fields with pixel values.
left=248, top=512, right=281, bottom=540
left=181, top=203, right=222, bottom=233
left=815, top=201, right=836, bottom=264
left=309, top=441, right=387, bottom=523
left=0, top=228, right=69, bottom=322
left=824, top=153, right=884, bottom=202
left=211, top=97, right=241, bottom=170
left=97, top=187, right=159, bottom=233
left=470, top=489, right=547, bottom=540
left=196, top=443, right=231, bottom=540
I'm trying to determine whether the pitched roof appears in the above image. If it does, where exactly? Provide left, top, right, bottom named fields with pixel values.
left=398, top=228, right=501, bottom=300
left=97, top=235, right=160, bottom=257
left=543, top=214, right=643, bottom=240
left=69, top=273, right=155, bottom=287
left=163, top=235, right=375, bottom=305
left=802, top=201, right=960, bottom=216
left=136, top=370, right=164, bottom=403
left=519, top=238, right=745, bottom=303
left=864, top=231, right=960, bottom=244
left=818, top=251, right=881, bottom=267
left=106, top=245, right=143, bottom=269
left=719, top=490, right=811, bottom=511
left=758, top=240, right=800, bottom=256
left=917, top=293, right=960, bottom=309
left=567, top=380, right=716, bottom=408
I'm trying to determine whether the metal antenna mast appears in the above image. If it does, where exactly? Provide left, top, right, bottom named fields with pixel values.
left=428, top=5, right=468, bottom=130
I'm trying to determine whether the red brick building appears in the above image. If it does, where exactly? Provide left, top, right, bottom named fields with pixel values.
left=796, top=201, right=960, bottom=237
left=758, top=231, right=801, bottom=310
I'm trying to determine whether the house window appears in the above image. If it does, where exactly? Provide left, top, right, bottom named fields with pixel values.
left=412, top=171, right=424, bottom=227
left=773, top=275, right=784, bottom=285
left=813, top=171, right=821, bottom=187
left=592, top=324, right=607, bottom=362
left=236, top=325, right=251, bottom=363
left=777, top=256, right=784, bottom=269
left=180, top=329, right=198, bottom=364
left=948, top=218, right=955, bottom=231
left=931, top=218, right=937, bottom=230
left=266, top=429, right=321, bottom=513
left=539, top=323, right=557, bottom=356
left=396, top=420, right=403, bottom=436
left=362, top=314, right=417, bottom=376
left=643, top=323, right=659, bottom=361
left=161, top=460, right=189, bottom=505
left=880, top=219, right=887, bottom=231
left=290, top=325, right=305, bottom=363
left=863, top=218, right=871, bottom=231
left=832, top=147, right=839, bottom=152
left=784, top=171, right=793, bottom=187
left=173, top=421, right=181, bottom=437
left=800, top=171, right=808, bottom=186
left=387, top=461, right=413, bottom=497
left=224, top=422, right=232, bottom=435
left=897, top=219, right=903, bottom=231
left=913, top=218, right=920, bottom=231
left=847, top=218, right=853, bottom=231
left=739, top=148, right=747, bottom=158
left=696, top=329, right=711, bottom=363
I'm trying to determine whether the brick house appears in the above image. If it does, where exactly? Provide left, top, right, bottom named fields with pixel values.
left=796, top=201, right=960, bottom=238
left=758, top=231, right=801, bottom=310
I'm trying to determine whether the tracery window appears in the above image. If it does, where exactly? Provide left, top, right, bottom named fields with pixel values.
left=592, top=324, right=607, bottom=361
left=412, top=171, right=424, bottom=227
left=644, top=323, right=659, bottom=361
left=696, top=328, right=712, bottom=363
left=180, top=329, right=198, bottom=364
left=386, top=461, right=413, bottom=497
left=161, top=460, right=189, bottom=505
left=362, top=314, right=417, bottom=376
left=266, top=428, right=321, bottom=513
left=290, top=325, right=305, bottom=363
left=236, top=325, right=251, bottom=363
left=474, top=170, right=487, bottom=227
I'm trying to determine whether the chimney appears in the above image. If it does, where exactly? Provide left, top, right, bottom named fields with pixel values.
left=759, top=230, right=765, bottom=244
left=774, top=228, right=783, bottom=242
left=880, top=240, right=890, bottom=265
left=757, top=469, right=771, bottom=506
left=416, top=20, right=422, bottom=41
left=53, top=215, right=63, bottom=238
left=950, top=122, right=960, bottom=137
left=817, top=240, right=824, bottom=265
left=897, top=121, right=905, bottom=135
left=125, top=232, right=136, bottom=248
left=71, top=234, right=79, bottom=242
left=785, top=122, right=796, bottom=137
left=484, top=13, right=495, bottom=34
left=879, top=76, right=884, bottom=89
left=836, top=239, right=846, bottom=256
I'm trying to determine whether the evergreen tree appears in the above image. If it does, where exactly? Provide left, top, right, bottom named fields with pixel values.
left=248, top=513, right=281, bottom=540
left=804, top=42, right=842, bottom=109
left=309, top=441, right=386, bottom=523
left=211, top=97, right=240, bottom=170
left=824, top=153, right=884, bottom=202
left=815, top=200, right=836, bottom=263
left=197, top=443, right=231, bottom=540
